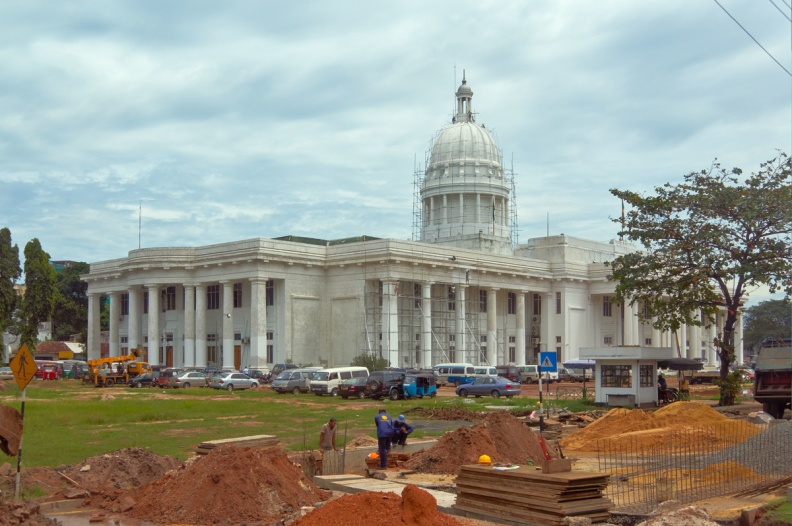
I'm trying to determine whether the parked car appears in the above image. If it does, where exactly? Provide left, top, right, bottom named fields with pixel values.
left=455, top=376, right=521, bottom=399
left=557, top=368, right=589, bottom=382
left=270, top=363, right=298, bottom=377
left=36, top=363, right=62, bottom=380
left=128, top=371, right=159, bottom=388
left=496, top=365, right=522, bottom=383
left=338, top=377, right=369, bottom=399
left=208, top=372, right=259, bottom=391
left=155, top=368, right=184, bottom=388
left=402, top=373, right=437, bottom=399
left=169, top=371, right=207, bottom=389
left=0, top=366, right=13, bottom=380
left=364, top=370, right=406, bottom=400
left=246, top=369, right=270, bottom=383
left=270, top=368, right=321, bottom=394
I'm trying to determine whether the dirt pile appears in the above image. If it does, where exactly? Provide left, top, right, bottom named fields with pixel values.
left=293, top=484, right=467, bottom=526
left=560, top=402, right=761, bottom=452
left=404, top=411, right=557, bottom=474
left=103, top=446, right=331, bottom=525
left=57, top=446, right=182, bottom=490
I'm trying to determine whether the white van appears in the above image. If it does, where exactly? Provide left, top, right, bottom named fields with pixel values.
left=473, top=366, right=498, bottom=378
left=310, top=366, right=369, bottom=396
left=433, top=363, right=476, bottom=386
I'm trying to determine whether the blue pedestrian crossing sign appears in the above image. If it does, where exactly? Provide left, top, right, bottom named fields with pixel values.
left=539, top=351, right=558, bottom=373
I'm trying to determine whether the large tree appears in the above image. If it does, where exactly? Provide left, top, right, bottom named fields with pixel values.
left=0, top=228, right=22, bottom=358
left=607, top=153, right=791, bottom=406
left=52, top=261, right=90, bottom=342
left=20, top=238, right=58, bottom=349
left=742, top=299, right=791, bottom=356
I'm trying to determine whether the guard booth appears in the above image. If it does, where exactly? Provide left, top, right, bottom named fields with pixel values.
left=579, top=346, right=673, bottom=408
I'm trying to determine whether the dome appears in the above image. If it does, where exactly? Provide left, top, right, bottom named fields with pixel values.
left=428, top=122, right=501, bottom=169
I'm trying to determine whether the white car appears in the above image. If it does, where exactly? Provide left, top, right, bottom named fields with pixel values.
left=0, top=366, right=13, bottom=380
left=208, top=372, right=259, bottom=391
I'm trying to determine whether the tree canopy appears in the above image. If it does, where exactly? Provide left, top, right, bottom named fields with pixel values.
left=742, top=299, right=791, bottom=355
left=52, top=261, right=90, bottom=342
left=20, top=238, right=57, bottom=348
left=0, top=227, right=21, bottom=357
left=607, top=153, right=791, bottom=405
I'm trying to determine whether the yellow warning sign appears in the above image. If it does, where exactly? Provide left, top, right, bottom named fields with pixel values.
left=10, top=343, right=38, bottom=390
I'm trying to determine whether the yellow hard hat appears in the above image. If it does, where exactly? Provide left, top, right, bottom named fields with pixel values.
left=478, top=454, right=492, bottom=465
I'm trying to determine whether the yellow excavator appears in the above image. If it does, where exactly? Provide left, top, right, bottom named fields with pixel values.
left=86, top=349, right=142, bottom=387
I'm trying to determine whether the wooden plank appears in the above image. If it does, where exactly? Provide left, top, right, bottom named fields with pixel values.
left=459, top=464, right=609, bottom=483
left=456, top=483, right=605, bottom=504
left=456, top=492, right=611, bottom=515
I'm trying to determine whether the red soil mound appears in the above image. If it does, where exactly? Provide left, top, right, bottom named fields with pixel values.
left=293, top=484, right=467, bottom=526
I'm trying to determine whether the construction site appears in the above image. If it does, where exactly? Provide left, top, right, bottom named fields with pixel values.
left=1, top=389, right=790, bottom=526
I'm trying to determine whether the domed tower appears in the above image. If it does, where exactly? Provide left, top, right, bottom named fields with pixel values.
left=416, top=74, right=515, bottom=253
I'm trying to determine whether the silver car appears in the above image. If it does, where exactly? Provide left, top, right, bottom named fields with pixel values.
left=208, top=372, right=259, bottom=391
left=0, top=366, right=13, bottom=381
left=169, top=371, right=207, bottom=389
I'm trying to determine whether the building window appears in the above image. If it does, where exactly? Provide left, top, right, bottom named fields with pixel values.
left=448, top=350, right=456, bottom=362
left=378, top=281, right=383, bottom=307
left=643, top=303, right=651, bottom=319
left=603, top=296, right=612, bottom=317
left=556, top=336, right=561, bottom=343
left=640, top=365, right=653, bottom=387
left=556, top=346, right=561, bottom=353
left=604, top=336, right=613, bottom=346
left=414, top=283, right=422, bottom=308
left=509, top=347, right=516, bottom=362
left=120, top=336, right=128, bottom=355
left=448, top=286, right=456, bottom=311
left=555, top=292, right=561, bottom=314
left=479, top=289, right=487, bottom=312
left=143, top=291, right=149, bottom=314
left=645, top=337, right=652, bottom=346
left=121, top=293, right=129, bottom=316
left=533, top=293, right=541, bottom=316
left=449, top=334, right=455, bottom=342
left=507, top=292, right=516, bottom=315
left=481, top=335, right=487, bottom=344
left=602, top=365, right=632, bottom=388
left=207, top=334, right=217, bottom=364
left=233, top=283, right=243, bottom=308
left=479, top=350, right=487, bottom=363
left=166, top=286, right=176, bottom=311
left=266, top=280, right=274, bottom=306
left=207, top=285, right=220, bottom=310
left=267, top=345, right=274, bottom=363
left=234, top=332, right=241, bottom=341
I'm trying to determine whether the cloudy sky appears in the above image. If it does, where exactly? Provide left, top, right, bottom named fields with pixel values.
left=0, top=1, right=788, bottom=305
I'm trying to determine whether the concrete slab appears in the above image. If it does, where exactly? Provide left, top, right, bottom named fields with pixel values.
left=313, top=474, right=457, bottom=512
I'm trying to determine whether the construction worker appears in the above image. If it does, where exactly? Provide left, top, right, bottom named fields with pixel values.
left=391, top=415, right=413, bottom=447
left=374, top=408, right=394, bottom=469
left=319, top=417, right=338, bottom=452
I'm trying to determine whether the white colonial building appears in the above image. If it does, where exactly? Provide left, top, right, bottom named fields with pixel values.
left=82, top=76, right=736, bottom=370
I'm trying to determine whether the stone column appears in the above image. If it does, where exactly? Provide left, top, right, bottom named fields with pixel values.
left=516, top=291, right=526, bottom=366
left=128, top=286, right=140, bottom=352
left=735, top=313, right=744, bottom=364
left=381, top=280, right=399, bottom=367
left=421, top=282, right=432, bottom=367
left=456, top=285, right=466, bottom=363
left=87, top=292, right=101, bottom=361
left=442, top=195, right=448, bottom=224
left=689, top=312, right=701, bottom=360
left=222, top=281, right=234, bottom=369
left=147, top=285, right=160, bottom=366
left=429, top=197, right=435, bottom=225
left=250, top=278, right=268, bottom=369
left=678, top=324, right=688, bottom=358
left=486, top=287, right=498, bottom=366
left=458, top=193, right=464, bottom=232
left=109, top=292, right=120, bottom=357
left=476, top=194, right=481, bottom=224
left=623, top=302, right=634, bottom=346
left=195, top=284, right=207, bottom=367
left=183, top=284, right=195, bottom=367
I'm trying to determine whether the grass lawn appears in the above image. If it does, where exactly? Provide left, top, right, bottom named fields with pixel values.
left=0, top=379, right=593, bottom=467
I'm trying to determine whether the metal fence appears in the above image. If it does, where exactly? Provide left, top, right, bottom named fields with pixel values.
left=597, top=420, right=792, bottom=513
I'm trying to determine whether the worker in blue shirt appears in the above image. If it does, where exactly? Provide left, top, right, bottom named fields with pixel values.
left=391, top=414, right=413, bottom=447
left=374, top=408, right=394, bottom=469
